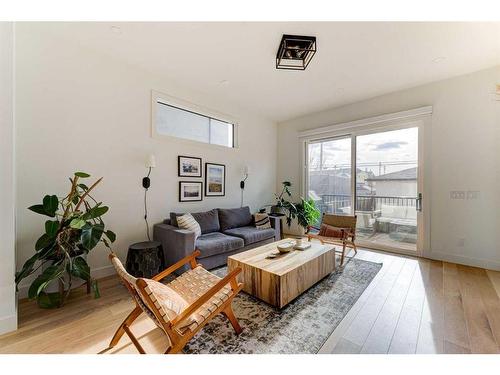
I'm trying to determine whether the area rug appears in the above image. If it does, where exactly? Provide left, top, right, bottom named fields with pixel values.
left=183, top=257, right=382, bottom=354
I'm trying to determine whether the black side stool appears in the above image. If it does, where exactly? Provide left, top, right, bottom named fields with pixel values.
left=125, top=241, right=164, bottom=278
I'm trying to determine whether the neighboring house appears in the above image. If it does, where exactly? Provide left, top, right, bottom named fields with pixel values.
left=366, top=167, right=417, bottom=197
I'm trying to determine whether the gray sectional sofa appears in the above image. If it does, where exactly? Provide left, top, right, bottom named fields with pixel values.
left=153, top=206, right=281, bottom=271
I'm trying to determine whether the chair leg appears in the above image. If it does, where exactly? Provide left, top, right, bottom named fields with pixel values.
left=108, top=306, right=142, bottom=348
left=340, top=242, right=346, bottom=266
left=222, top=305, right=243, bottom=335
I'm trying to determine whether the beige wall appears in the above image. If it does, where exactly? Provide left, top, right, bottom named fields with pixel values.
left=278, top=66, right=500, bottom=270
left=14, top=24, right=278, bottom=296
left=0, top=22, right=17, bottom=334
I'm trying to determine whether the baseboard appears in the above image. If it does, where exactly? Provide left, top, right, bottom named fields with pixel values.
left=0, top=314, right=17, bottom=335
left=425, top=250, right=500, bottom=271
left=17, top=264, right=116, bottom=299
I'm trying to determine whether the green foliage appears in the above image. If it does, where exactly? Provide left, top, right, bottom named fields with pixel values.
left=15, top=171, right=116, bottom=308
left=275, top=181, right=321, bottom=230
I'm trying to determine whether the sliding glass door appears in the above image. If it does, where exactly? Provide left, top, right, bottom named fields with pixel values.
left=305, top=126, right=421, bottom=255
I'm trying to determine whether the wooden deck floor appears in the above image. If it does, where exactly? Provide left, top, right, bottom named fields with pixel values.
left=1, top=247, right=499, bottom=354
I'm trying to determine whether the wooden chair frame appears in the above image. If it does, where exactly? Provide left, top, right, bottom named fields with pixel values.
left=103, top=250, right=243, bottom=354
left=307, top=214, right=358, bottom=266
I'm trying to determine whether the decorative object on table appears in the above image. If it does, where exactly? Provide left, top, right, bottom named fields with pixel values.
left=272, top=181, right=321, bottom=231
left=240, top=165, right=249, bottom=207
left=125, top=241, right=163, bottom=278
left=178, top=155, right=202, bottom=177
left=276, top=240, right=295, bottom=253
left=183, top=259, right=382, bottom=354
left=179, top=181, right=203, bottom=202
left=293, top=237, right=311, bottom=250
left=105, top=250, right=243, bottom=354
left=306, top=213, right=358, bottom=266
left=254, top=212, right=271, bottom=229
left=15, top=171, right=116, bottom=308
left=142, top=154, right=156, bottom=241
left=176, top=213, right=202, bottom=239
left=276, top=34, right=317, bottom=71
left=205, top=162, right=225, bottom=196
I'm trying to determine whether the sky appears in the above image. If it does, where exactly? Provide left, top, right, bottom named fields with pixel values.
left=309, top=127, right=418, bottom=176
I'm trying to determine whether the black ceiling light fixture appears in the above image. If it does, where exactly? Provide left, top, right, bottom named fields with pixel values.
left=276, top=34, right=317, bottom=70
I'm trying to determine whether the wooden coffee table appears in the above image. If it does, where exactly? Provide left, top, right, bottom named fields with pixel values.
left=227, top=239, right=335, bottom=308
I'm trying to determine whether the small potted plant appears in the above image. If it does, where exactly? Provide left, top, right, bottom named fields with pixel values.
left=15, top=172, right=116, bottom=308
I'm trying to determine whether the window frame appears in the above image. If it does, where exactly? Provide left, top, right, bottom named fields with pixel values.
left=151, top=90, right=238, bottom=148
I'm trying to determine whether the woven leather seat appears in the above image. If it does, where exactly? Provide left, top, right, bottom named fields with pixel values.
left=104, top=250, right=243, bottom=354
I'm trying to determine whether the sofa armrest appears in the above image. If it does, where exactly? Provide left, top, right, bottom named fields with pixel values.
left=269, top=216, right=282, bottom=240
left=153, top=223, right=196, bottom=270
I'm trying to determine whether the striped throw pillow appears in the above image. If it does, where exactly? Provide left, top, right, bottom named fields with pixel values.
left=176, top=213, right=202, bottom=239
left=254, top=213, right=271, bottom=229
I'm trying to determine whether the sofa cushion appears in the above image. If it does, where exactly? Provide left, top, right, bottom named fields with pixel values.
left=223, top=226, right=276, bottom=245
left=218, top=206, right=253, bottom=231
left=195, top=232, right=244, bottom=259
left=170, top=209, right=220, bottom=234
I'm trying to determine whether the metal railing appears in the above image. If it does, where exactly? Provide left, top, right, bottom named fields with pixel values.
left=319, top=194, right=416, bottom=214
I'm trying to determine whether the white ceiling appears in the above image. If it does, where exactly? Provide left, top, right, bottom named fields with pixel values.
left=40, top=22, right=500, bottom=122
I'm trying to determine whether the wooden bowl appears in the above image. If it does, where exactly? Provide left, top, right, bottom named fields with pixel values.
left=277, top=241, right=295, bottom=253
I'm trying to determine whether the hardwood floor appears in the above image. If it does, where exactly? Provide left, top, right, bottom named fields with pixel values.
left=1, top=247, right=500, bottom=354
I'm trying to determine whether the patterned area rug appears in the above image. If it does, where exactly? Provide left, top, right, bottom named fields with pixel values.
left=183, top=257, right=382, bottom=354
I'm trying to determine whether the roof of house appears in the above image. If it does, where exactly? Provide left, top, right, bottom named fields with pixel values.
left=366, top=167, right=417, bottom=181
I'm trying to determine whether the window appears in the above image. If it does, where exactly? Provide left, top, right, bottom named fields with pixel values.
left=154, top=99, right=235, bottom=148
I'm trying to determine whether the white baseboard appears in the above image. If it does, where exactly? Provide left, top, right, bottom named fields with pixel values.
left=425, top=250, right=500, bottom=271
left=17, top=264, right=116, bottom=299
left=0, top=314, right=17, bottom=335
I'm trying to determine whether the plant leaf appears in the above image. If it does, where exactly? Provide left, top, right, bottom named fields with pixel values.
left=104, top=230, right=116, bottom=243
left=45, top=220, right=59, bottom=238
left=81, top=223, right=104, bottom=250
left=28, top=264, right=65, bottom=299
left=42, top=195, right=59, bottom=217
left=82, top=205, right=108, bottom=220
left=77, top=183, right=89, bottom=191
left=28, top=204, right=52, bottom=217
left=74, top=172, right=90, bottom=178
left=15, top=252, right=39, bottom=286
left=35, top=233, right=55, bottom=251
left=93, top=279, right=100, bottom=299
left=69, top=256, right=91, bottom=281
left=70, top=218, right=87, bottom=229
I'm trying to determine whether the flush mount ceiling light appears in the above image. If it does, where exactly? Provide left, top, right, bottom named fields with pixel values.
left=276, top=34, right=317, bottom=70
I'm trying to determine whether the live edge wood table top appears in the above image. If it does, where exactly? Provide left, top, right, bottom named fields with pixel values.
left=227, top=239, right=336, bottom=308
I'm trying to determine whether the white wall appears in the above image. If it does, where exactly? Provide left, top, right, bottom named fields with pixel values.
left=0, top=22, right=17, bottom=334
left=278, top=66, right=500, bottom=270
left=15, top=24, right=277, bottom=296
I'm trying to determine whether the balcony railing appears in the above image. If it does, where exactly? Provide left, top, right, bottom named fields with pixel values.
left=318, top=194, right=416, bottom=214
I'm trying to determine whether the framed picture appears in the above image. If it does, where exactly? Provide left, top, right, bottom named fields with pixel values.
left=179, top=181, right=203, bottom=202
left=205, top=163, right=225, bottom=196
left=178, top=156, right=202, bottom=177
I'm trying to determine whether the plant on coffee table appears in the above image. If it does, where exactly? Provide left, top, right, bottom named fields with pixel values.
left=15, top=172, right=116, bottom=308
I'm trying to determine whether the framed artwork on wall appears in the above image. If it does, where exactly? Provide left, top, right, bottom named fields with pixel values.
left=178, top=156, right=202, bottom=177
left=179, top=181, right=203, bottom=202
left=205, top=163, right=225, bottom=197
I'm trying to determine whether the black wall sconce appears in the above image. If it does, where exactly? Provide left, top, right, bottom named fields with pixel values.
left=276, top=34, right=317, bottom=70
left=142, top=154, right=156, bottom=241
left=240, top=165, right=249, bottom=207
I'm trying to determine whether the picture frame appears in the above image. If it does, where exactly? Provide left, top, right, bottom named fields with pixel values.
left=205, top=163, right=226, bottom=196
left=179, top=181, right=203, bottom=202
left=178, top=155, right=202, bottom=177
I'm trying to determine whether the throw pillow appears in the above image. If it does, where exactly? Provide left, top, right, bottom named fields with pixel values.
left=254, top=213, right=271, bottom=229
left=318, top=223, right=348, bottom=239
left=176, top=213, right=202, bottom=239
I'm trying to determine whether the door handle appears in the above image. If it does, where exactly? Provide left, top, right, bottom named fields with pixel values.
left=416, top=193, right=422, bottom=212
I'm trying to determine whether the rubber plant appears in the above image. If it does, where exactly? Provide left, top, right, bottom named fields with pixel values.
left=15, top=172, right=116, bottom=308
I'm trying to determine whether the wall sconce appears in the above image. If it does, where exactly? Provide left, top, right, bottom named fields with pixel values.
left=240, top=165, right=250, bottom=207
left=142, top=154, right=156, bottom=240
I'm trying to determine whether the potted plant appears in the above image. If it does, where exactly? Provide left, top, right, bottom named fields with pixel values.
left=15, top=172, right=116, bottom=308
left=272, top=181, right=321, bottom=232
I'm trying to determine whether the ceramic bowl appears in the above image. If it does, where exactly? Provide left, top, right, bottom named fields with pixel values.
left=277, top=241, right=295, bottom=253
